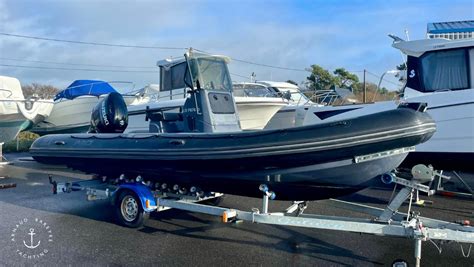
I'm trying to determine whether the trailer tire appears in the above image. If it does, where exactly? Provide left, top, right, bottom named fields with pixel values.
left=115, top=189, right=149, bottom=228
left=391, top=259, right=408, bottom=267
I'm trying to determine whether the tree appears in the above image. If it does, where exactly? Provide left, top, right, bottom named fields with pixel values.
left=22, top=83, right=59, bottom=99
left=306, top=65, right=336, bottom=91
left=396, top=63, right=407, bottom=70
left=286, top=80, right=298, bottom=86
left=333, top=68, right=359, bottom=89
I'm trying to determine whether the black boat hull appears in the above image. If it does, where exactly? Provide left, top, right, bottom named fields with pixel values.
left=30, top=108, right=436, bottom=200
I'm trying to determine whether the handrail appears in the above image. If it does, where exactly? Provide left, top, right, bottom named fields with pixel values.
left=0, top=88, right=13, bottom=98
left=0, top=98, right=52, bottom=103
left=147, top=88, right=189, bottom=102
left=306, top=90, right=341, bottom=106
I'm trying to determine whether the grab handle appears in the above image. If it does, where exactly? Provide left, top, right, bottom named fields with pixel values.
left=169, top=140, right=185, bottom=145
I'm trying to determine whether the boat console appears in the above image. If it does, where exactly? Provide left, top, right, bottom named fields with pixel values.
left=147, top=50, right=242, bottom=133
left=87, top=50, right=242, bottom=134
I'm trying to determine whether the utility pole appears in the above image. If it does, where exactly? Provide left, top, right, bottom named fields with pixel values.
left=363, top=69, right=366, bottom=103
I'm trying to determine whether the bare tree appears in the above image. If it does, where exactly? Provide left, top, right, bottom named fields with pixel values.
left=22, top=83, right=59, bottom=99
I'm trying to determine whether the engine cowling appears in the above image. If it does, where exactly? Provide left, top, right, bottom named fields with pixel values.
left=90, top=92, right=128, bottom=133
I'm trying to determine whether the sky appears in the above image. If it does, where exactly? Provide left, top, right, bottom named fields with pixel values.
left=0, top=0, right=473, bottom=93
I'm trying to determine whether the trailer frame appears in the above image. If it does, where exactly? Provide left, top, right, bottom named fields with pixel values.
left=48, top=165, right=473, bottom=267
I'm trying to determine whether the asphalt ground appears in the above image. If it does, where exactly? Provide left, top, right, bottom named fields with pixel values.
left=0, top=153, right=473, bottom=267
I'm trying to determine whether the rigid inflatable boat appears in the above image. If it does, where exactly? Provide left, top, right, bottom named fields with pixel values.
left=31, top=106, right=435, bottom=200
left=30, top=50, right=436, bottom=200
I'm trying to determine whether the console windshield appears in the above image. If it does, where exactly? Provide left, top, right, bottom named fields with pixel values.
left=188, top=56, right=232, bottom=92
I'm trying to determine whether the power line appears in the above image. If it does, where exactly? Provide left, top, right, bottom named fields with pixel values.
left=0, top=32, right=187, bottom=50
left=192, top=48, right=310, bottom=73
left=2, top=33, right=311, bottom=73
left=365, top=70, right=401, bottom=87
left=0, top=32, right=394, bottom=79
left=0, top=57, right=156, bottom=69
left=230, top=72, right=250, bottom=79
left=231, top=58, right=309, bottom=72
left=0, top=63, right=158, bottom=73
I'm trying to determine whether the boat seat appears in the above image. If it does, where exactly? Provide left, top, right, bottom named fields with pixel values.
left=147, top=111, right=183, bottom=122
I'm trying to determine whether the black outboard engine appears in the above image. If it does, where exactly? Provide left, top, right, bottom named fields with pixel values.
left=90, top=92, right=128, bottom=133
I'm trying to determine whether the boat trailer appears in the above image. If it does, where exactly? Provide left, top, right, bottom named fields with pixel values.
left=435, top=171, right=474, bottom=199
left=48, top=165, right=473, bottom=267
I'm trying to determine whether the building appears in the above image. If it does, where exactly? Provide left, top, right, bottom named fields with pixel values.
left=427, top=20, right=474, bottom=40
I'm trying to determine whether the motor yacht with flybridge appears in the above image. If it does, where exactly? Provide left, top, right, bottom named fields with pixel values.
left=30, top=49, right=436, bottom=201
left=298, top=37, right=474, bottom=171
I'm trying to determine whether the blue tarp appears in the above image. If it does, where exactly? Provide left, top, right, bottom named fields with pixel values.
left=54, top=80, right=117, bottom=101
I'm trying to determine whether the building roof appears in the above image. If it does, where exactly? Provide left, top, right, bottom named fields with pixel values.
left=427, top=20, right=474, bottom=34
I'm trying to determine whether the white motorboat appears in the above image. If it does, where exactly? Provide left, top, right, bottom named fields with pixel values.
left=232, top=83, right=288, bottom=129
left=31, top=80, right=149, bottom=135
left=252, top=81, right=318, bottom=129
left=0, top=75, right=54, bottom=143
left=298, top=37, right=474, bottom=170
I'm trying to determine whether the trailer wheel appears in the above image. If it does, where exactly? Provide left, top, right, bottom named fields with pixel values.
left=391, top=259, right=408, bottom=267
left=115, top=190, right=148, bottom=228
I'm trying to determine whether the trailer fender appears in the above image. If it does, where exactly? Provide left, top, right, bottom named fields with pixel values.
left=113, top=183, right=157, bottom=212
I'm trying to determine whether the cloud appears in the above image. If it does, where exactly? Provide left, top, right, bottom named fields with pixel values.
left=0, top=0, right=472, bottom=91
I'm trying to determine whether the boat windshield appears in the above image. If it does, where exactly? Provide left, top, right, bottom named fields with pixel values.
left=273, top=87, right=310, bottom=104
left=188, top=57, right=232, bottom=92
left=233, top=84, right=278, bottom=97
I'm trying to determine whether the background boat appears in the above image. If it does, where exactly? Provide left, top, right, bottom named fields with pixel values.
left=296, top=37, right=474, bottom=171
left=0, top=75, right=53, bottom=143
left=31, top=80, right=149, bottom=135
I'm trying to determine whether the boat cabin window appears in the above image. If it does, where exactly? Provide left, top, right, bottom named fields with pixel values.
left=407, top=47, right=471, bottom=92
left=470, top=49, right=474, bottom=87
left=160, top=62, right=192, bottom=92
left=232, top=84, right=277, bottom=97
left=171, top=62, right=188, bottom=90
left=421, top=49, right=468, bottom=91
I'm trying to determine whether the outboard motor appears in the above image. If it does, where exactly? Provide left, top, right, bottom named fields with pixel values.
left=90, top=92, right=128, bottom=133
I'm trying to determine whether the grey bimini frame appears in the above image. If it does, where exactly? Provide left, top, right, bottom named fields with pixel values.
left=49, top=164, right=473, bottom=267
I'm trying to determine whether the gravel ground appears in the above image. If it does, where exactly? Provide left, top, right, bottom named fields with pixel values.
left=0, top=153, right=473, bottom=266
